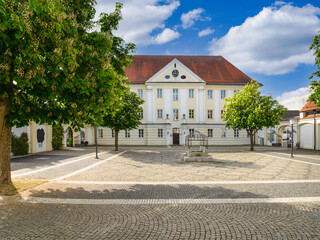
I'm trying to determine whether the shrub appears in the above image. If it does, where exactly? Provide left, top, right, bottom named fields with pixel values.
left=52, top=125, right=64, bottom=150
left=11, top=132, right=29, bottom=156
left=68, top=137, right=73, bottom=147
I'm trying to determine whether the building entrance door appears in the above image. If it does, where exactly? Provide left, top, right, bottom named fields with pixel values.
left=173, top=128, right=180, bottom=145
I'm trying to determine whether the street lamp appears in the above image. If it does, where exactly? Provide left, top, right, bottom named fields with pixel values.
left=289, top=119, right=298, bottom=158
left=95, top=126, right=99, bottom=159
left=313, top=109, right=317, bottom=151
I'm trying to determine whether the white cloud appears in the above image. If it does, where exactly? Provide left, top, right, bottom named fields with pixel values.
left=152, top=28, right=180, bottom=44
left=181, top=8, right=204, bottom=29
left=210, top=3, right=320, bottom=75
left=276, top=87, right=310, bottom=110
left=198, top=27, right=214, bottom=37
left=95, top=0, right=180, bottom=45
left=274, top=1, right=289, bottom=6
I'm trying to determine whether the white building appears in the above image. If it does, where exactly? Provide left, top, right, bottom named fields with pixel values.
left=98, top=55, right=252, bottom=146
left=12, top=122, right=52, bottom=154
left=259, top=101, right=320, bottom=151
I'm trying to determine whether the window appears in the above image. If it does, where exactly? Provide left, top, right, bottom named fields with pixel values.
left=125, top=130, right=130, bottom=138
left=234, top=129, right=239, bottom=138
left=157, top=109, right=163, bottom=119
left=173, top=109, right=179, bottom=120
left=234, top=90, right=239, bottom=94
left=221, top=110, right=225, bottom=119
left=221, top=90, right=226, bottom=99
left=157, top=89, right=162, bottom=98
left=207, top=90, right=213, bottom=99
left=111, top=129, right=115, bottom=138
left=80, top=130, right=85, bottom=143
left=139, top=110, right=143, bottom=119
left=189, top=89, right=194, bottom=98
left=165, top=75, right=170, bottom=79
left=138, top=89, right=143, bottom=99
left=221, top=129, right=226, bottom=138
left=158, top=129, right=163, bottom=138
left=98, top=129, right=103, bottom=139
left=139, top=129, right=144, bottom=138
left=189, top=129, right=195, bottom=137
left=173, top=89, right=178, bottom=101
left=189, top=109, right=194, bottom=119
left=208, top=110, right=213, bottom=119
left=181, top=75, right=186, bottom=79
left=208, top=129, right=213, bottom=138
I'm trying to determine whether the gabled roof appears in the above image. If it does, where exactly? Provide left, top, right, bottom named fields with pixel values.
left=300, top=101, right=320, bottom=112
left=125, top=55, right=252, bottom=84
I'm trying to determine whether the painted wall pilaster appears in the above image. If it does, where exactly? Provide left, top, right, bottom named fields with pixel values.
left=214, top=90, right=220, bottom=123
left=147, top=86, right=153, bottom=123
left=199, top=86, right=204, bottom=123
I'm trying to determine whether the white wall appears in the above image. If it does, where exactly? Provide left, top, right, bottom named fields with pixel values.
left=299, top=124, right=313, bottom=149
left=88, top=127, right=93, bottom=145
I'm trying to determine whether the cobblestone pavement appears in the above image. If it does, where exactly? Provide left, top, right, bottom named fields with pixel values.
left=64, top=148, right=320, bottom=182
left=1, top=202, right=320, bottom=239
left=11, top=148, right=116, bottom=180
left=3, top=146, right=320, bottom=239
left=21, top=182, right=320, bottom=199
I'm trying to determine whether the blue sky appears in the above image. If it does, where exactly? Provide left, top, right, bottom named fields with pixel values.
left=95, top=0, right=320, bottom=110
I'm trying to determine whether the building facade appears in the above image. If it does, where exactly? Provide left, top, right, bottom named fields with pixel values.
left=297, top=101, right=319, bottom=150
left=98, top=55, right=252, bottom=146
left=12, top=122, right=53, bottom=154
left=259, top=102, right=320, bottom=151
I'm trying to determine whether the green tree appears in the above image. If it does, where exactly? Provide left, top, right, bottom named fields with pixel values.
left=52, top=125, right=64, bottom=150
left=102, top=91, right=144, bottom=151
left=223, top=80, right=287, bottom=151
left=0, top=1, right=134, bottom=183
left=309, top=32, right=320, bottom=105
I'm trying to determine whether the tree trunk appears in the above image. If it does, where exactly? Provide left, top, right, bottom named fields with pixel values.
left=250, top=134, right=254, bottom=151
left=0, top=95, right=11, bottom=184
left=115, top=130, right=119, bottom=151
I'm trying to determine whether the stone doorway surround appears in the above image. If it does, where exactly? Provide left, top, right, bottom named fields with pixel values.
left=172, top=128, right=180, bottom=145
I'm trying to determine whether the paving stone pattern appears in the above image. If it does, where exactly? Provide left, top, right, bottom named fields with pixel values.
left=65, top=150, right=320, bottom=182
left=24, top=182, right=320, bottom=199
left=4, top=146, right=320, bottom=239
left=1, top=202, right=320, bottom=239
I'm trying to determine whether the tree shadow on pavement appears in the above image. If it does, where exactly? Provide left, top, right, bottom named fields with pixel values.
left=27, top=184, right=270, bottom=200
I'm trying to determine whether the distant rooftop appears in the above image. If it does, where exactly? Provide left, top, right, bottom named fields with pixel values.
left=281, top=110, right=300, bottom=121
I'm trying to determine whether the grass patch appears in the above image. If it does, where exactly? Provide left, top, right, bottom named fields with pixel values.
left=0, top=179, right=47, bottom=196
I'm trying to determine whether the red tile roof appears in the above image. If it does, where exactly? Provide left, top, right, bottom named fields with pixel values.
left=300, top=101, right=320, bottom=112
left=302, top=114, right=320, bottom=119
left=125, top=55, right=252, bottom=84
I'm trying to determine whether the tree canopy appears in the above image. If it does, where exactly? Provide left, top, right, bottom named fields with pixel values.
left=0, top=0, right=135, bottom=183
left=309, top=31, right=320, bottom=106
left=223, top=80, right=287, bottom=151
left=102, top=91, right=144, bottom=151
